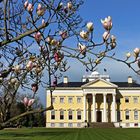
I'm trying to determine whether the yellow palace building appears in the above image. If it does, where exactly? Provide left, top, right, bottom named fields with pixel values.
left=46, top=71, right=140, bottom=128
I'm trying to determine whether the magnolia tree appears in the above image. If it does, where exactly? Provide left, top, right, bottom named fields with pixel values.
left=1, top=0, right=138, bottom=129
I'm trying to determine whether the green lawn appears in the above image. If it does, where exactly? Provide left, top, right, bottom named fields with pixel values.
left=0, top=128, right=140, bottom=140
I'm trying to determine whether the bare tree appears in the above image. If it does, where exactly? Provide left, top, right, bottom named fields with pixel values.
left=0, top=0, right=118, bottom=129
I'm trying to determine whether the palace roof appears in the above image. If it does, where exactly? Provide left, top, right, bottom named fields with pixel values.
left=57, top=82, right=140, bottom=88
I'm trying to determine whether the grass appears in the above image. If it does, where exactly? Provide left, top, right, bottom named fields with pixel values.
left=0, top=127, right=140, bottom=140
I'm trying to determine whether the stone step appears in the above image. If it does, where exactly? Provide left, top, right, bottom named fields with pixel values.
left=89, top=122, right=115, bottom=128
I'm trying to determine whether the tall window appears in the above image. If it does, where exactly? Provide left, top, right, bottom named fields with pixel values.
left=125, top=110, right=129, bottom=120
left=134, top=97, right=138, bottom=103
left=125, top=97, right=129, bottom=103
left=60, top=97, right=64, bottom=103
left=60, top=110, right=64, bottom=120
left=77, top=97, right=81, bottom=103
left=52, top=97, right=55, bottom=104
left=51, top=123, right=55, bottom=127
left=68, top=97, right=73, bottom=103
left=68, top=123, right=73, bottom=127
left=134, top=110, right=138, bottom=120
left=68, top=110, right=73, bottom=120
left=59, top=123, right=64, bottom=127
left=77, top=110, right=81, bottom=120
left=51, top=110, right=55, bottom=120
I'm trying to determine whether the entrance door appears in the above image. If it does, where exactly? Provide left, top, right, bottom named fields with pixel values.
left=97, top=111, right=102, bottom=122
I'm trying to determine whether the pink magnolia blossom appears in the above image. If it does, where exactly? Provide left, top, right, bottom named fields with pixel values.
left=37, top=3, right=42, bottom=10
left=28, top=99, right=35, bottom=107
left=54, top=52, right=59, bottom=62
left=24, top=0, right=28, bottom=9
left=27, top=3, right=34, bottom=13
left=23, top=97, right=29, bottom=106
left=42, top=19, right=45, bottom=25
left=80, top=30, right=89, bottom=40
left=86, top=22, right=94, bottom=31
left=26, top=61, right=33, bottom=71
left=37, top=4, right=45, bottom=16
left=134, top=48, right=140, bottom=58
left=134, top=48, right=140, bottom=55
left=59, top=31, right=68, bottom=39
left=101, top=16, right=112, bottom=30
left=67, top=2, right=72, bottom=10
left=34, top=32, right=42, bottom=43
left=102, top=31, right=110, bottom=41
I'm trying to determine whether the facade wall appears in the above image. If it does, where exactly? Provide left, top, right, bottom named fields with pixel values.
left=46, top=88, right=140, bottom=128
left=46, top=90, right=85, bottom=127
left=118, top=90, right=140, bottom=127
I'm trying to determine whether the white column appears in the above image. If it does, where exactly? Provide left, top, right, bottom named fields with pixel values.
left=103, top=94, right=107, bottom=122
left=92, top=94, right=96, bottom=122
left=83, top=94, right=87, bottom=122
left=112, top=94, right=116, bottom=122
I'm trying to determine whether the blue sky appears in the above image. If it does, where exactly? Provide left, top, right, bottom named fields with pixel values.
left=40, top=0, right=140, bottom=105
left=63, top=0, right=140, bottom=82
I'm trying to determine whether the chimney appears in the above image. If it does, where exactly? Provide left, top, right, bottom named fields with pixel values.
left=63, top=76, right=68, bottom=84
left=128, top=76, right=133, bottom=84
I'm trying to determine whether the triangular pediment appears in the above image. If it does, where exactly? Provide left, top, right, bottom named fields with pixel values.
left=82, top=78, right=118, bottom=88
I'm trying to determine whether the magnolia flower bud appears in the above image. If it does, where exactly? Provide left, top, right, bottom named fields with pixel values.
left=86, top=22, right=94, bottom=31
left=26, top=61, right=33, bottom=71
left=28, top=99, right=35, bottom=107
left=54, top=52, right=63, bottom=63
left=37, top=3, right=42, bottom=10
left=14, top=65, right=21, bottom=74
left=34, top=32, right=42, bottom=43
left=80, top=30, right=89, bottom=40
left=46, top=36, right=53, bottom=44
left=37, top=4, right=45, bottom=16
left=31, top=83, right=38, bottom=93
left=134, top=48, right=140, bottom=58
left=101, top=16, right=112, bottom=30
left=126, top=52, right=131, bottom=58
left=54, top=52, right=59, bottom=62
left=50, top=39, right=57, bottom=46
left=78, top=43, right=86, bottom=55
left=42, top=19, right=45, bottom=25
left=134, top=48, right=140, bottom=55
left=57, top=2, right=63, bottom=10
left=95, top=59, right=101, bottom=64
left=110, top=42, right=116, bottom=49
left=27, top=3, right=33, bottom=13
left=110, top=35, right=116, bottom=43
left=67, top=2, right=72, bottom=10
left=24, top=0, right=28, bottom=9
left=10, top=78, right=18, bottom=85
left=102, top=31, right=110, bottom=41
left=59, top=31, right=68, bottom=39
left=37, top=10, right=45, bottom=16
left=35, top=66, right=42, bottom=74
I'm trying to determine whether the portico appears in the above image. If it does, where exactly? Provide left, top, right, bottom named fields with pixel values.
left=82, top=79, right=118, bottom=123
